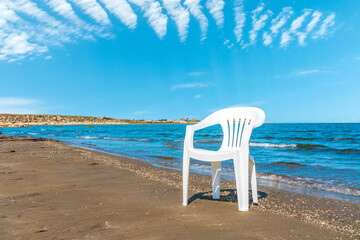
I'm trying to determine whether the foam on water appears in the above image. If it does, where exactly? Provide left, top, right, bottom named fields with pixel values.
left=250, top=142, right=297, bottom=148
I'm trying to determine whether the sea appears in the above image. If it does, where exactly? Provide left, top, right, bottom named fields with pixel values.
left=1, top=123, right=359, bottom=203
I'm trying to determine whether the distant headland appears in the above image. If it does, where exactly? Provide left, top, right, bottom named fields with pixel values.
left=0, top=114, right=201, bottom=128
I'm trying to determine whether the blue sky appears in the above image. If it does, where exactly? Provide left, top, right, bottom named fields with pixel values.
left=0, top=0, right=359, bottom=122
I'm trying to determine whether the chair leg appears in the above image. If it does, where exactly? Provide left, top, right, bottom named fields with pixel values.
left=249, top=160, right=258, bottom=204
left=183, top=154, right=190, bottom=206
left=211, top=161, right=221, bottom=199
left=234, top=156, right=249, bottom=211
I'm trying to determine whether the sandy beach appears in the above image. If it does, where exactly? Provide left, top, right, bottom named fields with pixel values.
left=0, top=134, right=358, bottom=239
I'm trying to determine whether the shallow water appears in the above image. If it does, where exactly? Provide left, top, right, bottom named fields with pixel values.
left=1, top=123, right=359, bottom=203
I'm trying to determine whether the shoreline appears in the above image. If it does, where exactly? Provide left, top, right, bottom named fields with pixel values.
left=0, top=135, right=359, bottom=239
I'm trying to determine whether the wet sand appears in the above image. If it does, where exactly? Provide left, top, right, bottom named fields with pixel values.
left=0, top=135, right=359, bottom=239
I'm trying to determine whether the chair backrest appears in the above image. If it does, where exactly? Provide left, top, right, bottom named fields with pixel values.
left=194, top=107, right=265, bottom=150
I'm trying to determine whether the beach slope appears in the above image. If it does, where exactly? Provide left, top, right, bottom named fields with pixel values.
left=0, top=135, right=358, bottom=239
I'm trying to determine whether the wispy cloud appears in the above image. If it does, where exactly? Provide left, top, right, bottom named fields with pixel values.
left=263, top=7, right=293, bottom=46
left=312, top=13, right=336, bottom=39
left=0, top=0, right=337, bottom=62
left=274, top=68, right=337, bottom=79
left=0, top=97, right=43, bottom=114
left=194, top=94, right=203, bottom=99
left=70, top=0, right=111, bottom=26
left=281, top=9, right=311, bottom=48
left=130, top=0, right=168, bottom=39
left=187, top=71, right=207, bottom=76
left=297, top=10, right=322, bottom=46
left=244, top=3, right=272, bottom=48
left=171, top=81, right=211, bottom=90
left=295, top=69, right=321, bottom=75
left=162, top=0, right=190, bottom=42
left=275, top=69, right=333, bottom=78
left=356, top=56, right=360, bottom=61
left=206, top=0, right=225, bottom=28
left=133, top=110, right=151, bottom=115
left=229, top=100, right=267, bottom=108
left=233, top=0, right=246, bottom=43
left=45, top=0, right=83, bottom=24
left=99, top=0, right=137, bottom=29
left=184, top=0, right=208, bottom=41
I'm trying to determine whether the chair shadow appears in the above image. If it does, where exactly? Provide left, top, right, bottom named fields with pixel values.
left=188, top=189, right=267, bottom=207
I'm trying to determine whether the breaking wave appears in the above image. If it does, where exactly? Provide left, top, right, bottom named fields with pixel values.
left=103, top=137, right=154, bottom=142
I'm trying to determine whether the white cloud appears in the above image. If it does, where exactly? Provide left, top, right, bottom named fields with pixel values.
left=45, top=0, right=82, bottom=23
left=133, top=110, right=150, bottom=115
left=194, top=94, right=203, bottom=99
left=0, top=97, right=42, bottom=114
left=0, top=32, right=47, bottom=62
left=356, top=56, right=360, bottom=61
left=294, top=69, right=333, bottom=76
left=70, top=0, right=111, bottom=25
left=5, top=0, right=61, bottom=28
left=171, top=82, right=211, bottom=90
left=233, top=0, right=246, bottom=43
left=187, top=71, right=207, bottom=76
left=297, top=10, right=322, bottom=46
left=99, top=0, right=137, bottom=29
left=0, top=0, right=338, bottom=62
left=244, top=3, right=272, bottom=48
left=45, top=55, right=52, bottom=60
left=280, top=9, right=311, bottom=48
left=206, top=0, right=225, bottom=28
left=129, top=0, right=168, bottom=39
left=274, top=69, right=333, bottom=78
left=313, top=13, right=336, bottom=39
left=296, top=69, right=321, bottom=75
left=161, top=0, right=190, bottom=42
left=184, top=0, right=208, bottom=41
left=229, top=100, right=267, bottom=108
left=263, top=7, right=293, bottom=46
left=0, top=0, right=113, bottom=61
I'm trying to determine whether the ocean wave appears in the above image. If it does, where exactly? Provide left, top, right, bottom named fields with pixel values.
left=262, top=136, right=274, bottom=140
left=28, top=133, right=40, bottom=135
left=328, top=137, right=355, bottom=141
left=103, top=137, right=154, bottom=142
left=287, top=137, right=315, bottom=141
left=195, top=140, right=222, bottom=143
left=269, top=161, right=307, bottom=167
left=163, top=140, right=182, bottom=150
left=257, top=173, right=360, bottom=197
left=295, top=144, right=326, bottom=149
left=250, top=142, right=297, bottom=148
left=337, top=148, right=360, bottom=154
left=76, top=136, right=101, bottom=139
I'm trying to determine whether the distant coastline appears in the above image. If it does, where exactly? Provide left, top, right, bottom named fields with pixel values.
left=0, top=114, right=200, bottom=128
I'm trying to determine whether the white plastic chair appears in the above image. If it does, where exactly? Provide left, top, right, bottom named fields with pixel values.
left=182, top=107, right=265, bottom=211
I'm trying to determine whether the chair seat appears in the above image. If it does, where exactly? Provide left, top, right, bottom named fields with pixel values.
left=189, top=148, right=254, bottom=162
